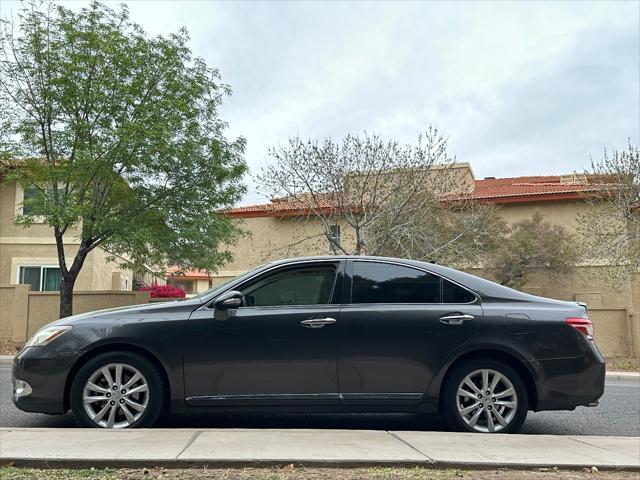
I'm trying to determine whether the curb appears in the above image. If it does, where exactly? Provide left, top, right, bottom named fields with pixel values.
left=606, top=371, right=640, bottom=383
left=1, top=458, right=638, bottom=471
left=0, top=356, right=13, bottom=365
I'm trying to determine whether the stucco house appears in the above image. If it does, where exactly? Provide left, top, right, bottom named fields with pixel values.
left=197, top=165, right=599, bottom=285
left=0, top=179, right=162, bottom=292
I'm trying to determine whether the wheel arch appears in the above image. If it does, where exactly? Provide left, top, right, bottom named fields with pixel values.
left=63, top=343, right=172, bottom=413
left=435, top=348, right=539, bottom=412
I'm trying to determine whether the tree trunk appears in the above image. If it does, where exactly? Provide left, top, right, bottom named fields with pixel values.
left=54, top=231, right=92, bottom=319
left=59, top=274, right=77, bottom=318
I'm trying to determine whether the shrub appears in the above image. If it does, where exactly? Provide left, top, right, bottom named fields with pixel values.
left=140, top=283, right=186, bottom=298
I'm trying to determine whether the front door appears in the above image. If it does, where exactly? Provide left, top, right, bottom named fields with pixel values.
left=338, top=260, right=481, bottom=405
left=184, top=261, right=342, bottom=406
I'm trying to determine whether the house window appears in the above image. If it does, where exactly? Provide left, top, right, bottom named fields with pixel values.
left=21, top=185, right=42, bottom=216
left=21, top=185, right=52, bottom=217
left=328, top=224, right=341, bottom=251
left=19, top=266, right=62, bottom=291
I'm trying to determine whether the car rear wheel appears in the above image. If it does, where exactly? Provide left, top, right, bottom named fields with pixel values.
left=70, top=351, right=163, bottom=428
left=443, top=359, right=528, bottom=433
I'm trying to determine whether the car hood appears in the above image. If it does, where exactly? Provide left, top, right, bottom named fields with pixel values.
left=44, top=298, right=202, bottom=329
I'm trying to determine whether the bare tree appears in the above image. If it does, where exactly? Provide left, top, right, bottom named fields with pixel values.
left=579, top=143, right=640, bottom=281
left=372, top=196, right=507, bottom=269
left=257, top=128, right=501, bottom=264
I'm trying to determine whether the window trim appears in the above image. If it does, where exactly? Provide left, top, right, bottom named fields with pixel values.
left=347, top=259, right=479, bottom=306
left=17, top=264, right=62, bottom=292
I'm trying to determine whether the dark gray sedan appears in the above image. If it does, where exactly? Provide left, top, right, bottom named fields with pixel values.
left=12, top=256, right=605, bottom=433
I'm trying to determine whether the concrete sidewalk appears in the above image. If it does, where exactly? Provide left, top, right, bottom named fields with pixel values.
left=1, top=428, right=639, bottom=470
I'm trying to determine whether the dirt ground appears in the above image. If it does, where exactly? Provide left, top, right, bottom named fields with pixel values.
left=0, top=466, right=638, bottom=480
left=605, top=357, right=640, bottom=372
left=0, top=340, right=22, bottom=356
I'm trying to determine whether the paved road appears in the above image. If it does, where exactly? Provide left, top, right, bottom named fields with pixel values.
left=1, top=365, right=638, bottom=436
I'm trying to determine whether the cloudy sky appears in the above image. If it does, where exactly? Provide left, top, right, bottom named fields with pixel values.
left=2, top=0, right=639, bottom=205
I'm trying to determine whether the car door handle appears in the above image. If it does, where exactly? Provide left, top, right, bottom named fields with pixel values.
left=439, top=314, right=475, bottom=325
left=301, top=318, right=337, bottom=328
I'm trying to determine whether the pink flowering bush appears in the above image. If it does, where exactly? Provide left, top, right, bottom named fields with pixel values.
left=140, top=283, right=186, bottom=298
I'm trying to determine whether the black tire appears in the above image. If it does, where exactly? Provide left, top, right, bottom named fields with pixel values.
left=70, top=350, right=163, bottom=428
left=442, top=358, right=528, bottom=434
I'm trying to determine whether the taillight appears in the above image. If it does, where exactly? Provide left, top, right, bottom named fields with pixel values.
left=565, top=317, right=594, bottom=340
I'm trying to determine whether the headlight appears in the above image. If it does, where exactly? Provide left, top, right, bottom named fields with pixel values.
left=25, top=325, right=72, bottom=347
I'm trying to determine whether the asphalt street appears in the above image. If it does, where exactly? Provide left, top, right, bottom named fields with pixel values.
left=1, top=364, right=638, bottom=436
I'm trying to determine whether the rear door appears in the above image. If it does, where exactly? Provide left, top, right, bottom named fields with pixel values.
left=337, top=260, right=481, bottom=405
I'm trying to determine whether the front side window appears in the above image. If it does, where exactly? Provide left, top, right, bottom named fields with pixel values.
left=351, top=262, right=441, bottom=304
left=242, top=265, right=337, bottom=307
left=19, top=266, right=61, bottom=291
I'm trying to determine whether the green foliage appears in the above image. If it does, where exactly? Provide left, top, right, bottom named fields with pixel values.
left=492, top=212, right=578, bottom=288
left=0, top=1, right=247, bottom=291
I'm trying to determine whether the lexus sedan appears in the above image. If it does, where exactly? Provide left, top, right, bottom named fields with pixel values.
left=12, top=256, right=605, bottom=433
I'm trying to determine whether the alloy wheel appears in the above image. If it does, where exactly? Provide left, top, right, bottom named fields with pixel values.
left=82, top=363, right=149, bottom=428
left=455, top=368, right=518, bottom=433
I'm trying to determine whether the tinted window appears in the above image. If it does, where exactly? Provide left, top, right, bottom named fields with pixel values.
left=443, top=279, right=475, bottom=303
left=242, top=266, right=336, bottom=307
left=351, top=262, right=440, bottom=304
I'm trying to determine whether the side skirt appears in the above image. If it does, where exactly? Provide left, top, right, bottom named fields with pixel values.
left=185, top=392, right=424, bottom=407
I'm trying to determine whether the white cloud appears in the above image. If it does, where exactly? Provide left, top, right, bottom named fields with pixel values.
left=1, top=0, right=638, bottom=202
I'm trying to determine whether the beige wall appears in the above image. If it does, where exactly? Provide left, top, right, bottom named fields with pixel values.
left=0, top=284, right=160, bottom=342
left=1, top=182, right=133, bottom=291
left=496, top=200, right=587, bottom=231
left=222, top=199, right=590, bottom=275
left=223, top=216, right=356, bottom=273
left=468, top=267, right=640, bottom=358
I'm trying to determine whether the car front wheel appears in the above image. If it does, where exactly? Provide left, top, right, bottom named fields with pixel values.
left=70, top=351, right=163, bottom=428
left=443, top=359, right=528, bottom=433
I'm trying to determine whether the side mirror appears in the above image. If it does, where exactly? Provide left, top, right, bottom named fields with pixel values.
left=213, top=290, right=242, bottom=320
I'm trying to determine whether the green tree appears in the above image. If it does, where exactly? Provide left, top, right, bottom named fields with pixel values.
left=492, top=212, right=578, bottom=289
left=0, top=1, right=247, bottom=317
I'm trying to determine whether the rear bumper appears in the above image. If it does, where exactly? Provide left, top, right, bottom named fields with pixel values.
left=533, top=343, right=606, bottom=412
left=12, top=346, right=78, bottom=415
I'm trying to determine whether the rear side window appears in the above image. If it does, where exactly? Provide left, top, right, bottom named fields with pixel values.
left=443, top=279, right=476, bottom=303
left=351, top=262, right=441, bottom=304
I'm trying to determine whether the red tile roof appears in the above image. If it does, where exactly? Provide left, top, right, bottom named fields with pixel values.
left=472, top=176, right=597, bottom=203
left=227, top=175, right=600, bottom=217
left=227, top=195, right=343, bottom=218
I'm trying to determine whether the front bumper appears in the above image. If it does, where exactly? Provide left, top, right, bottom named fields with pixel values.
left=12, top=346, right=79, bottom=415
